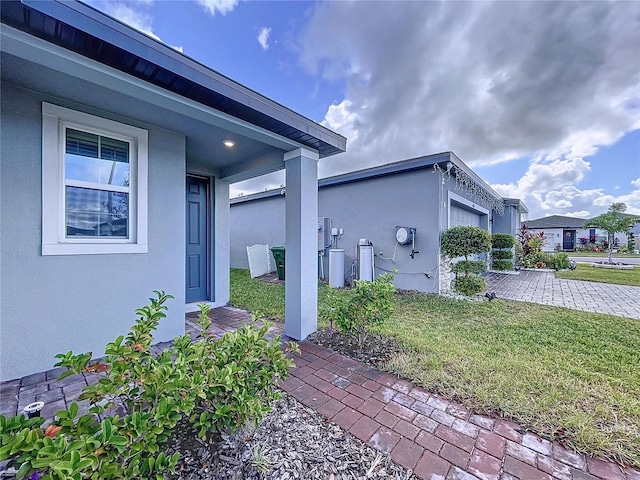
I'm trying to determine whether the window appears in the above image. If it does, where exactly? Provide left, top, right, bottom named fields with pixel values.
left=42, top=103, right=148, bottom=255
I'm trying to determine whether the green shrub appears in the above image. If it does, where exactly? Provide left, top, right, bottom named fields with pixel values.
left=0, top=293, right=298, bottom=480
left=451, top=260, right=487, bottom=275
left=442, top=226, right=491, bottom=296
left=538, top=252, right=556, bottom=268
left=554, top=252, right=571, bottom=270
left=491, top=250, right=513, bottom=260
left=492, top=260, right=513, bottom=271
left=441, top=226, right=492, bottom=260
left=491, top=233, right=515, bottom=249
left=514, top=241, right=524, bottom=261
left=321, top=273, right=396, bottom=348
left=453, top=275, right=487, bottom=296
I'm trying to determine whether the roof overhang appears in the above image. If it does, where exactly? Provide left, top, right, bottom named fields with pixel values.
left=232, top=151, right=507, bottom=215
left=1, top=0, right=346, bottom=182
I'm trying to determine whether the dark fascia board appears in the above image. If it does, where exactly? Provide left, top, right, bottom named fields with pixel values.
left=318, top=152, right=453, bottom=188
left=231, top=152, right=454, bottom=205
left=231, top=151, right=504, bottom=206
left=17, top=0, right=346, bottom=156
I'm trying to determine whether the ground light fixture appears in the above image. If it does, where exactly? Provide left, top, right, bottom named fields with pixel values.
left=223, top=140, right=235, bottom=148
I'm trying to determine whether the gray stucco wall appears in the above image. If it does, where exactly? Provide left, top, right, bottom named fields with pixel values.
left=1, top=83, right=186, bottom=381
left=231, top=169, right=450, bottom=292
left=492, top=205, right=520, bottom=238
left=230, top=193, right=286, bottom=269
left=492, top=205, right=518, bottom=238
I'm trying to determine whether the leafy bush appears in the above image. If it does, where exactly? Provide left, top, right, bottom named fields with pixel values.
left=321, top=273, right=396, bottom=348
left=453, top=275, right=487, bottom=296
left=491, top=260, right=513, bottom=271
left=538, top=252, right=556, bottom=267
left=0, top=293, right=298, bottom=480
left=515, top=241, right=524, bottom=265
left=554, top=252, right=571, bottom=270
left=491, top=233, right=515, bottom=249
left=491, top=250, right=513, bottom=260
left=451, top=260, right=487, bottom=275
left=518, top=225, right=546, bottom=257
left=441, top=226, right=492, bottom=260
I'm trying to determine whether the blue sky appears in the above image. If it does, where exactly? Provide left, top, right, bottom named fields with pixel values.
left=87, top=0, right=640, bottom=220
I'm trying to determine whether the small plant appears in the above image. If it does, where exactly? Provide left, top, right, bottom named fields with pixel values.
left=491, top=233, right=515, bottom=250
left=453, top=275, right=487, bottom=297
left=491, top=260, right=513, bottom=271
left=321, top=273, right=396, bottom=348
left=0, top=293, right=298, bottom=480
left=451, top=260, right=487, bottom=275
left=554, top=252, right=571, bottom=270
left=248, top=443, right=272, bottom=476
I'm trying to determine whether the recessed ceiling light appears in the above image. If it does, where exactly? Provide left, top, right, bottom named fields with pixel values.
left=223, top=140, right=235, bottom=148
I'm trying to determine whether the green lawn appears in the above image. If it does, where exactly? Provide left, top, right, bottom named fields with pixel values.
left=230, top=268, right=640, bottom=466
left=570, top=251, right=640, bottom=258
left=556, top=263, right=640, bottom=286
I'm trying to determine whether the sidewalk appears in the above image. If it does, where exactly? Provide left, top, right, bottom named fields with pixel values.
left=2, top=306, right=639, bottom=480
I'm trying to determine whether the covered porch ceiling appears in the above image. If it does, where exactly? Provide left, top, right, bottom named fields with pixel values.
left=0, top=0, right=346, bottom=183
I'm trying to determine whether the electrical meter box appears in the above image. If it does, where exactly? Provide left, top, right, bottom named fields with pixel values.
left=318, top=217, right=332, bottom=251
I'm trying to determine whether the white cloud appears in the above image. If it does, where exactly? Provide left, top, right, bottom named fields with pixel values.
left=106, top=3, right=159, bottom=40
left=492, top=157, right=591, bottom=199
left=295, top=1, right=640, bottom=214
left=197, top=0, right=239, bottom=16
left=89, top=1, right=184, bottom=51
left=561, top=210, right=591, bottom=218
left=257, top=27, right=272, bottom=51
left=632, top=177, right=640, bottom=188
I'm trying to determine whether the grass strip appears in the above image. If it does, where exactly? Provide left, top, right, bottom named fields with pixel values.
left=556, top=263, right=640, bottom=286
left=230, top=268, right=640, bottom=466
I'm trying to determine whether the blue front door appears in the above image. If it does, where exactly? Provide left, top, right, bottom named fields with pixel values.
left=186, top=176, right=209, bottom=303
left=563, top=230, right=576, bottom=251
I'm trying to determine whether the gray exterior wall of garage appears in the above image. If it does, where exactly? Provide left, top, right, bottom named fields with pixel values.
left=230, top=154, right=515, bottom=293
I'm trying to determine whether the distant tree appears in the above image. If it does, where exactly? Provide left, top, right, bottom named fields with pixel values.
left=585, top=203, right=638, bottom=264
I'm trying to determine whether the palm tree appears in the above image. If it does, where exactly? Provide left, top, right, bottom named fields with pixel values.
left=585, top=203, right=638, bottom=264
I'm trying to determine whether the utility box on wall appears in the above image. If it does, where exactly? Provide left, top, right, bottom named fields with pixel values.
left=318, top=217, right=332, bottom=251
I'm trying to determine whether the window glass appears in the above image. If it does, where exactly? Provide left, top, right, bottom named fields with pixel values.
left=65, top=187, right=128, bottom=237
left=65, top=129, right=130, bottom=186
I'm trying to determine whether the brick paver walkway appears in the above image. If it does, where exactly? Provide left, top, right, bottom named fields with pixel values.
left=484, top=270, right=640, bottom=319
left=2, top=306, right=639, bottom=480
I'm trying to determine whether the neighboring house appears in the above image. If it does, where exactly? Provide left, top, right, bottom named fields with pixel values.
left=523, top=215, right=634, bottom=252
left=0, top=0, right=345, bottom=381
left=230, top=152, right=527, bottom=294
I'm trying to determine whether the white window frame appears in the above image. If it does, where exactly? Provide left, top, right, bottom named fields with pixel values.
left=42, top=103, right=148, bottom=255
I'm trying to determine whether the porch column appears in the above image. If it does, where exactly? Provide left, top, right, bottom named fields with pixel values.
left=214, top=177, right=231, bottom=306
left=284, top=148, right=319, bottom=340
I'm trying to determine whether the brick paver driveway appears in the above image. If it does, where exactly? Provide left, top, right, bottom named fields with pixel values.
left=483, top=270, right=640, bottom=319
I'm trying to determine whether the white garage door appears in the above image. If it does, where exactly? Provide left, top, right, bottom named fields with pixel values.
left=450, top=205, right=482, bottom=227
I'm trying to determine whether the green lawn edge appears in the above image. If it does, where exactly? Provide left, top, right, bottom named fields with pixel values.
left=555, top=263, right=640, bottom=286
left=229, top=268, right=640, bottom=467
